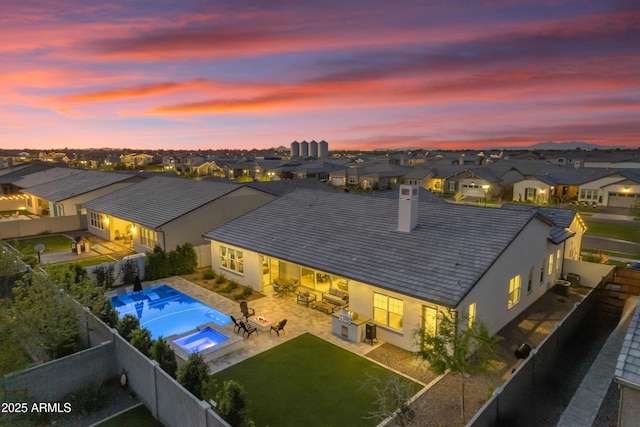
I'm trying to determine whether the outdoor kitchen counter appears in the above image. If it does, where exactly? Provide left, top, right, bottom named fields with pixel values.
left=331, top=312, right=370, bottom=343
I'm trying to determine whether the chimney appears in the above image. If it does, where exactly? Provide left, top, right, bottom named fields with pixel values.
left=398, top=185, right=419, bottom=232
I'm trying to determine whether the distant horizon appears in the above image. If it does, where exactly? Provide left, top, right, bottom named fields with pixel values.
left=2, top=1, right=639, bottom=151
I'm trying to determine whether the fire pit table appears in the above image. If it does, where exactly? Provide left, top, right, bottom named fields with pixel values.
left=247, top=315, right=273, bottom=332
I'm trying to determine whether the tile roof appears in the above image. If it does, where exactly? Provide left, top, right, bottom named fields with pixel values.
left=204, top=189, right=537, bottom=307
left=21, top=170, right=138, bottom=202
left=83, top=176, right=241, bottom=228
left=616, top=298, right=640, bottom=388
left=10, top=166, right=83, bottom=188
left=501, top=203, right=579, bottom=243
left=243, top=180, right=339, bottom=197
left=372, top=187, right=447, bottom=204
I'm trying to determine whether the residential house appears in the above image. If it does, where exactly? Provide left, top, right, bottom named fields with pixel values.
left=120, top=153, right=158, bottom=169
left=20, top=171, right=144, bottom=217
left=83, top=176, right=275, bottom=266
left=600, top=170, right=640, bottom=208
left=204, top=186, right=576, bottom=351
left=12, top=167, right=85, bottom=215
left=403, top=167, right=435, bottom=189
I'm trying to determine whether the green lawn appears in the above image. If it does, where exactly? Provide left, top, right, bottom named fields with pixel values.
left=210, top=333, right=421, bottom=427
left=584, top=221, right=640, bottom=243
left=0, top=209, right=28, bottom=216
left=582, top=248, right=640, bottom=260
left=96, top=404, right=163, bottom=427
left=10, top=235, right=73, bottom=255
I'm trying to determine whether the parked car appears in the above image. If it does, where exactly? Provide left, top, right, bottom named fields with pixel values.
left=627, top=262, right=640, bottom=270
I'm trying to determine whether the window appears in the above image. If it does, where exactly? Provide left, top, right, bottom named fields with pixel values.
left=556, top=249, right=561, bottom=271
left=348, top=175, right=357, bottom=184
left=220, top=246, right=244, bottom=275
left=57, top=204, right=64, bottom=216
left=374, top=293, right=403, bottom=330
left=508, top=275, right=521, bottom=309
left=468, top=302, right=476, bottom=328
left=525, top=187, right=537, bottom=200
left=527, top=266, right=534, bottom=293
left=548, top=254, right=554, bottom=275
left=579, top=189, right=598, bottom=200
left=90, top=212, right=104, bottom=230
left=447, top=181, right=456, bottom=192
left=140, top=227, right=157, bottom=248
left=540, top=259, right=545, bottom=284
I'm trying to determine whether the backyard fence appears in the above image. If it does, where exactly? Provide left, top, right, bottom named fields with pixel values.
left=0, top=215, right=86, bottom=240
left=84, top=253, right=146, bottom=287
left=611, top=268, right=640, bottom=295
left=2, top=297, right=231, bottom=427
left=467, top=284, right=601, bottom=426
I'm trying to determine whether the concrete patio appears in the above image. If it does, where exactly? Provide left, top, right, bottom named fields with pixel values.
left=114, top=276, right=386, bottom=375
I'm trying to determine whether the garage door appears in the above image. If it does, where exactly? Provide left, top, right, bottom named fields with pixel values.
left=331, top=177, right=345, bottom=186
left=608, top=192, right=638, bottom=208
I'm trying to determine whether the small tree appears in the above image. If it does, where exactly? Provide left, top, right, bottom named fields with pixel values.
left=11, top=274, right=79, bottom=360
left=120, top=259, right=138, bottom=285
left=170, top=243, right=198, bottom=275
left=117, top=314, right=140, bottom=341
left=129, top=328, right=153, bottom=356
left=177, top=352, right=209, bottom=400
left=453, top=192, right=466, bottom=203
left=416, top=308, right=501, bottom=423
left=150, top=336, right=178, bottom=378
left=364, top=371, right=416, bottom=426
left=215, top=380, right=255, bottom=427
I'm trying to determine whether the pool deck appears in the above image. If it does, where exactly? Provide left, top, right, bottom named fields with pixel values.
left=112, top=276, right=385, bottom=374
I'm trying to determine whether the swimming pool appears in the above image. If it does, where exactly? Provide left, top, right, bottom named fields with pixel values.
left=173, top=327, right=230, bottom=354
left=111, top=284, right=232, bottom=339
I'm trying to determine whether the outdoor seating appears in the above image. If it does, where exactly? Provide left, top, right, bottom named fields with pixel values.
left=270, top=319, right=287, bottom=336
left=297, top=290, right=317, bottom=307
left=290, top=280, right=300, bottom=294
left=272, top=282, right=283, bottom=297
left=230, top=315, right=242, bottom=333
left=239, top=320, right=258, bottom=338
left=240, top=301, right=255, bottom=320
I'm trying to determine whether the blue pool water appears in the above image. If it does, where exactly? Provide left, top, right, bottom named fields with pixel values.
left=111, top=284, right=231, bottom=339
left=173, top=327, right=229, bottom=354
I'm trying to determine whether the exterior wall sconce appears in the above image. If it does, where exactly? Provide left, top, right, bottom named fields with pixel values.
left=103, top=216, right=109, bottom=224
left=622, top=188, right=631, bottom=193
left=130, top=225, right=137, bottom=233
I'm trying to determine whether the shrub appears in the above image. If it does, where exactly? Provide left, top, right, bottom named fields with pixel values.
left=215, top=380, right=255, bottom=427
left=202, top=269, right=216, bottom=280
left=130, top=328, right=153, bottom=356
left=171, top=243, right=198, bottom=275
left=215, top=273, right=226, bottom=284
left=223, top=280, right=239, bottom=293
left=70, top=381, right=106, bottom=414
left=150, top=336, right=178, bottom=378
left=177, top=352, right=210, bottom=400
left=145, top=245, right=171, bottom=280
left=92, top=264, right=115, bottom=288
left=120, top=259, right=138, bottom=285
left=117, top=314, right=140, bottom=341
left=235, top=285, right=253, bottom=300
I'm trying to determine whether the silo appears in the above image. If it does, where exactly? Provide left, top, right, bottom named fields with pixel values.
left=290, top=141, right=300, bottom=157
left=300, top=140, right=309, bottom=157
left=310, top=140, right=318, bottom=157
left=319, top=140, right=329, bottom=158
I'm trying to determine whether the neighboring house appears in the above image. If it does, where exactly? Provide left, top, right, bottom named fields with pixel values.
left=615, top=297, right=640, bottom=427
left=513, top=175, right=556, bottom=203
left=204, top=186, right=575, bottom=351
left=20, top=171, right=144, bottom=217
left=11, top=167, right=85, bottom=215
left=600, top=170, right=640, bottom=208
left=403, top=167, right=435, bottom=189
left=120, top=153, right=157, bottom=169
left=83, top=176, right=275, bottom=266
left=0, top=162, right=60, bottom=195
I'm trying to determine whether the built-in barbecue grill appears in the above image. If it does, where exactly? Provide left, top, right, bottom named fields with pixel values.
left=338, top=309, right=358, bottom=324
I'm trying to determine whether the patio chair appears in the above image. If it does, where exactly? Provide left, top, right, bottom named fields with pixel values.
left=290, top=279, right=300, bottom=294
left=230, top=315, right=242, bottom=333
left=240, top=301, right=255, bottom=320
left=239, top=320, right=258, bottom=338
left=270, top=319, right=287, bottom=336
left=272, top=282, right=283, bottom=297
left=297, top=290, right=317, bottom=307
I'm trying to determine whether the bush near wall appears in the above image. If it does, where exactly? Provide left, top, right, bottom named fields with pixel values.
left=145, top=244, right=198, bottom=280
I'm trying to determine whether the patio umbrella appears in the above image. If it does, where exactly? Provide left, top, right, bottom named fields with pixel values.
left=133, top=275, right=142, bottom=292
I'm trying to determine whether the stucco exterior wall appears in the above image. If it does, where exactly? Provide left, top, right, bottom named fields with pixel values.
left=619, top=386, right=640, bottom=427
left=459, top=217, right=561, bottom=335
left=601, top=181, right=640, bottom=206
left=578, top=175, right=624, bottom=204
left=159, top=187, right=275, bottom=251
left=512, top=179, right=551, bottom=202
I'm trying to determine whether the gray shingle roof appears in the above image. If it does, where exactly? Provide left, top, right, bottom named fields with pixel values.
left=21, top=170, right=137, bottom=202
left=11, top=167, right=84, bottom=188
left=501, top=204, right=579, bottom=244
left=616, top=298, right=640, bottom=388
left=204, top=189, right=537, bottom=307
left=83, top=176, right=241, bottom=229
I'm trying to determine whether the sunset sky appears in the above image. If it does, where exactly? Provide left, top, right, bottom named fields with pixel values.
left=2, top=0, right=639, bottom=151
